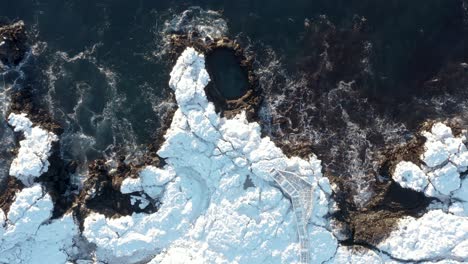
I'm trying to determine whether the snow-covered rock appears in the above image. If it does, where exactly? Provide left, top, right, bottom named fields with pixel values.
left=84, top=173, right=203, bottom=264
left=421, top=140, right=450, bottom=167
left=385, top=124, right=468, bottom=263
left=83, top=47, right=335, bottom=263
left=121, top=165, right=175, bottom=199
left=393, top=123, right=467, bottom=200
left=428, top=163, right=460, bottom=196
left=378, top=210, right=468, bottom=261
left=450, top=179, right=468, bottom=217
left=326, top=246, right=387, bottom=263
left=0, top=184, right=78, bottom=264
left=393, top=161, right=429, bottom=192
left=8, top=113, right=58, bottom=186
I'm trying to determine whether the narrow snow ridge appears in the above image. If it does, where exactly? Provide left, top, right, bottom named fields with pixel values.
left=8, top=113, right=58, bottom=186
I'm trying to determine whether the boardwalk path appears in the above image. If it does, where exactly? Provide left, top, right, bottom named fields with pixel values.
left=271, top=169, right=315, bottom=264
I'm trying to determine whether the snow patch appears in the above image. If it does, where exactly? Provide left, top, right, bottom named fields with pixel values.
left=326, top=246, right=386, bottom=263
left=386, top=123, right=468, bottom=262
left=378, top=210, right=468, bottom=261
left=450, top=179, right=468, bottom=217
left=393, top=161, right=429, bottom=192
left=393, top=123, right=467, bottom=199
left=84, top=173, right=205, bottom=263
left=8, top=113, right=58, bottom=186
left=121, top=165, right=175, bottom=199
left=0, top=185, right=77, bottom=264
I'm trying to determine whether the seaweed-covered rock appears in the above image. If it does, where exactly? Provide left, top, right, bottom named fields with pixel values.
left=0, top=21, right=27, bottom=66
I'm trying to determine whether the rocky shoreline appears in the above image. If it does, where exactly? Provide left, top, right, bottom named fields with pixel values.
left=0, top=19, right=467, bottom=263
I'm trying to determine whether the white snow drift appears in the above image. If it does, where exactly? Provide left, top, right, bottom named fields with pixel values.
left=378, top=210, right=468, bottom=261
left=0, top=184, right=77, bottom=264
left=8, top=113, right=58, bottom=186
left=387, top=122, right=468, bottom=262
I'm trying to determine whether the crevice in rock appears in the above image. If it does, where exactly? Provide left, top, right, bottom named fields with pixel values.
left=37, top=141, right=77, bottom=219
left=328, top=124, right=437, bottom=246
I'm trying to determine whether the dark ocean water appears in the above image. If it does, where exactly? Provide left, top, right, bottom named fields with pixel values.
left=1, top=0, right=467, bottom=204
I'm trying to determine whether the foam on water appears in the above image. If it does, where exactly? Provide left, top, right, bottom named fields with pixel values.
left=0, top=48, right=33, bottom=187
left=165, top=7, right=227, bottom=40
left=152, top=6, right=229, bottom=59
left=1, top=3, right=467, bottom=210
left=44, top=46, right=133, bottom=161
left=251, top=15, right=468, bottom=206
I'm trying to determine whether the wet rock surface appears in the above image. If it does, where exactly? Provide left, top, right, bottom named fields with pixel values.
left=0, top=20, right=27, bottom=66
left=38, top=142, right=76, bottom=219
left=330, top=168, right=433, bottom=245
left=6, top=88, right=69, bottom=219
left=0, top=176, right=23, bottom=214
left=9, top=88, right=63, bottom=135
left=333, top=120, right=466, bottom=247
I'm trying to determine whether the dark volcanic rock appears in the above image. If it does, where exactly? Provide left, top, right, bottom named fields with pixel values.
left=0, top=21, right=28, bottom=66
left=333, top=178, right=432, bottom=245
left=6, top=89, right=72, bottom=218
left=0, top=20, right=71, bottom=218
left=328, top=120, right=467, bottom=246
